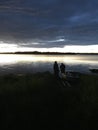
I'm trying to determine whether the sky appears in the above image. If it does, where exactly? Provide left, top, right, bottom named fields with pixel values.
left=0, top=0, right=98, bottom=53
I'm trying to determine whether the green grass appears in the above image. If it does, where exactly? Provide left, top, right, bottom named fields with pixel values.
left=0, top=72, right=98, bottom=129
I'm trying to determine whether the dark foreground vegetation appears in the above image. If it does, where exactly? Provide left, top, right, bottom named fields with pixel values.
left=0, top=72, right=98, bottom=129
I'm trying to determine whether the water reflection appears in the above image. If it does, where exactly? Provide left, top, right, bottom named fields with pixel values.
left=0, top=54, right=98, bottom=75
left=0, top=54, right=98, bottom=63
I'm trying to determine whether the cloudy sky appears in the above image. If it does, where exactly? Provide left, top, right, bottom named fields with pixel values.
left=0, top=0, right=98, bottom=53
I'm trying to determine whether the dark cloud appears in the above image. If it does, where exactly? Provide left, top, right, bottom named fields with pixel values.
left=0, top=0, right=98, bottom=48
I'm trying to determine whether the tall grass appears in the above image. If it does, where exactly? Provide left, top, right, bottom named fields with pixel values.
left=0, top=72, right=98, bottom=129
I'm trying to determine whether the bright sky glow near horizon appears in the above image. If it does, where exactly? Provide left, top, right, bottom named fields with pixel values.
left=0, top=42, right=98, bottom=53
left=0, top=0, right=98, bottom=53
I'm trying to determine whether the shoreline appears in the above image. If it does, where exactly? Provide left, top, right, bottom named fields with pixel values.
left=0, top=52, right=98, bottom=55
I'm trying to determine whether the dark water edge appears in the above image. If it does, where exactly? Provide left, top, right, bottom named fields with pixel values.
left=0, top=63, right=96, bottom=76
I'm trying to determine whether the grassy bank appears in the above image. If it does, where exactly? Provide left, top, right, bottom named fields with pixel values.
left=0, top=72, right=98, bottom=129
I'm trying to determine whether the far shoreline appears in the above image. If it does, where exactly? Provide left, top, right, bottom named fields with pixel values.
left=0, top=51, right=98, bottom=55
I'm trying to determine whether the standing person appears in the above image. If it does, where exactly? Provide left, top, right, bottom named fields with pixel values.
left=60, top=63, right=66, bottom=74
left=60, top=63, right=66, bottom=80
left=53, top=61, right=59, bottom=78
left=59, top=63, right=71, bottom=87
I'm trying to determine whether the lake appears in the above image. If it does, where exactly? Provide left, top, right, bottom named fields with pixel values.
left=0, top=54, right=98, bottom=75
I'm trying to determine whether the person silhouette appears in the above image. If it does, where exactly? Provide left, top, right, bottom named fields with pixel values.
left=60, top=63, right=65, bottom=74
left=53, top=61, right=59, bottom=78
left=59, top=63, right=71, bottom=87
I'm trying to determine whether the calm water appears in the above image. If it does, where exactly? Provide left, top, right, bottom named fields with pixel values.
left=0, top=54, right=98, bottom=75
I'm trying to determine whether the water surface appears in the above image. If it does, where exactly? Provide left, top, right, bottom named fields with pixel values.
left=0, top=54, right=98, bottom=75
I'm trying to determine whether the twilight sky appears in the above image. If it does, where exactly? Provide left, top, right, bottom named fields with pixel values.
left=0, top=0, right=98, bottom=53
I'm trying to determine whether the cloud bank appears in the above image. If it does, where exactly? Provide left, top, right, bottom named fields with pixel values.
left=0, top=0, right=98, bottom=49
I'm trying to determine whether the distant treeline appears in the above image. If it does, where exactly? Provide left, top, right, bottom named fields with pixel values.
left=0, top=51, right=98, bottom=55
left=14, top=51, right=76, bottom=55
